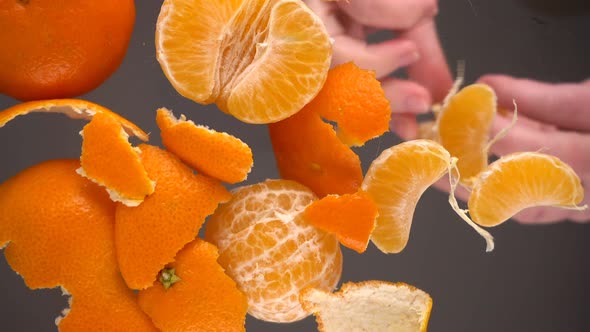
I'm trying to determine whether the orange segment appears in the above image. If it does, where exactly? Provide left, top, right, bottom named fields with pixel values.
left=309, top=62, right=391, bottom=146
left=0, top=160, right=156, bottom=331
left=156, top=108, right=253, bottom=184
left=155, top=0, right=332, bottom=124
left=79, top=112, right=155, bottom=206
left=303, top=191, right=378, bottom=253
left=300, top=281, right=432, bottom=332
left=434, top=83, right=497, bottom=187
left=205, top=179, right=343, bottom=323
left=0, top=99, right=148, bottom=141
left=361, top=140, right=452, bottom=253
left=468, top=152, right=587, bottom=227
left=268, top=103, right=363, bottom=198
left=115, top=144, right=231, bottom=290
left=138, top=239, right=248, bottom=332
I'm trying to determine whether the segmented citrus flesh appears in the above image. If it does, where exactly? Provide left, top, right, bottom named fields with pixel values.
left=0, top=99, right=148, bottom=141
left=79, top=112, right=154, bottom=206
left=115, top=144, right=231, bottom=290
left=434, top=84, right=497, bottom=187
left=268, top=98, right=363, bottom=198
left=0, top=160, right=156, bottom=331
left=205, top=179, right=343, bottom=323
left=361, top=140, right=451, bottom=254
left=303, top=190, right=378, bottom=253
left=138, top=239, right=248, bottom=332
left=156, top=108, right=253, bottom=184
left=155, top=0, right=332, bottom=123
left=300, top=281, right=432, bottom=332
left=468, top=152, right=586, bottom=227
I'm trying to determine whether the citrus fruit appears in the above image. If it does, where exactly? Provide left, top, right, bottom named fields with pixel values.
left=155, top=0, right=332, bottom=123
left=79, top=112, right=154, bottom=206
left=156, top=108, right=253, bottom=184
left=468, top=152, right=587, bottom=227
left=268, top=98, right=363, bottom=198
left=306, top=62, right=391, bottom=146
left=303, top=190, right=378, bottom=253
left=115, top=144, right=231, bottom=290
left=300, top=281, right=432, bottom=332
left=204, top=179, right=343, bottom=323
left=0, top=0, right=135, bottom=101
left=138, top=239, right=248, bottom=332
left=0, top=160, right=156, bottom=331
left=0, top=99, right=149, bottom=141
left=434, top=83, right=497, bottom=187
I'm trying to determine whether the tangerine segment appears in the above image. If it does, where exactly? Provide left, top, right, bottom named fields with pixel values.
left=268, top=104, right=363, bottom=198
left=156, top=108, right=253, bottom=184
left=205, top=179, right=343, bottom=323
left=0, top=160, right=156, bottom=331
left=468, top=152, right=586, bottom=227
left=138, top=239, right=248, bottom=332
left=303, top=191, right=378, bottom=253
left=115, top=144, right=231, bottom=290
left=300, top=281, right=432, bottom=332
left=156, top=0, right=332, bottom=124
left=361, top=140, right=451, bottom=254
left=309, top=62, right=391, bottom=146
left=0, top=99, right=149, bottom=141
left=79, top=112, right=155, bottom=207
left=436, top=83, right=497, bottom=187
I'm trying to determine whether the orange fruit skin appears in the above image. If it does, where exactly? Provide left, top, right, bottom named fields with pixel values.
left=138, top=239, right=248, bottom=332
left=269, top=104, right=363, bottom=198
left=0, top=0, right=135, bottom=101
left=0, top=160, right=156, bottom=331
left=115, top=144, right=231, bottom=290
left=309, top=62, right=391, bottom=146
left=205, top=179, right=343, bottom=323
left=303, top=191, right=378, bottom=253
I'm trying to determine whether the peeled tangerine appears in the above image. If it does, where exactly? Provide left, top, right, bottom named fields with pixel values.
left=300, top=281, right=432, bottom=332
left=468, top=152, right=587, bottom=227
left=155, top=0, right=332, bottom=123
left=205, top=179, right=343, bottom=323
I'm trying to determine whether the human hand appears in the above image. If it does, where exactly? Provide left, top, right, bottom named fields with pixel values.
left=304, top=0, right=453, bottom=138
left=439, top=75, right=590, bottom=224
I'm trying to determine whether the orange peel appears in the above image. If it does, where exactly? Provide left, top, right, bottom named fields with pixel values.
left=156, top=108, right=253, bottom=184
left=115, top=144, right=231, bottom=290
left=138, top=239, right=248, bottom=332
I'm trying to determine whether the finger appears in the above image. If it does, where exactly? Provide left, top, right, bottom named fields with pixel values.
left=511, top=206, right=586, bottom=225
left=490, top=114, right=590, bottom=174
left=431, top=177, right=471, bottom=203
left=332, top=36, right=419, bottom=79
left=337, top=0, right=438, bottom=30
left=381, top=78, right=431, bottom=114
left=389, top=113, right=419, bottom=140
left=401, top=20, right=453, bottom=102
left=478, top=75, right=590, bottom=132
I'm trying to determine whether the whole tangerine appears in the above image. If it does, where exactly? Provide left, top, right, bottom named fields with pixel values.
left=0, top=0, right=135, bottom=101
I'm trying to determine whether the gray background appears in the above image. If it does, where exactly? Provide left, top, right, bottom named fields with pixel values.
left=1, top=0, right=589, bottom=331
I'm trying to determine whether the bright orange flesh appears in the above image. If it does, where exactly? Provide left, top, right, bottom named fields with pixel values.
left=115, top=144, right=231, bottom=290
left=79, top=112, right=154, bottom=206
left=361, top=140, right=451, bottom=254
left=268, top=103, right=363, bottom=198
left=156, top=108, right=253, bottom=183
left=304, top=191, right=378, bottom=253
left=155, top=0, right=332, bottom=124
left=205, top=179, right=343, bottom=323
left=0, top=160, right=156, bottom=331
left=436, top=84, right=496, bottom=187
left=0, top=0, right=135, bottom=101
left=308, top=62, right=391, bottom=146
left=468, top=152, right=585, bottom=227
left=0, top=99, right=149, bottom=141
left=138, top=239, right=248, bottom=332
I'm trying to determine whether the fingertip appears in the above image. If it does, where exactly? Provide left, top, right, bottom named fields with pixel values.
left=390, top=114, right=419, bottom=140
